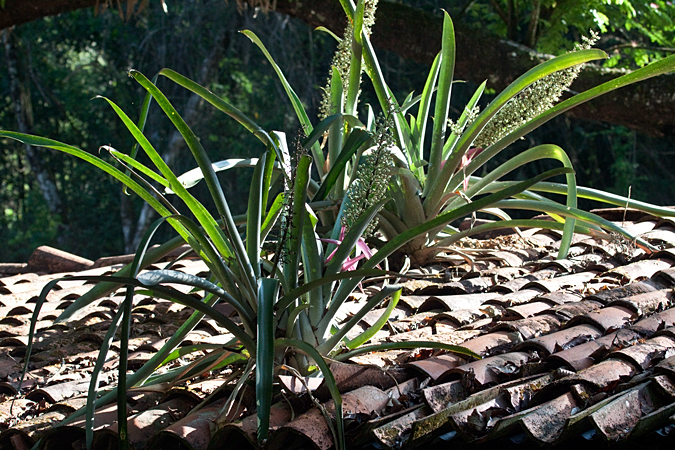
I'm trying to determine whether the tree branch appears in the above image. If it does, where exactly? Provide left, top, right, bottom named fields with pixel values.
left=269, top=0, right=675, bottom=137
left=0, top=0, right=100, bottom=30
left=2, top=0, right=675, bottom=137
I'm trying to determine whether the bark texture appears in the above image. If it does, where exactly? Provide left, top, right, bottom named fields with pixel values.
left=3, top=27, right=70, bottom=244
left=0, top=0, right=100, bottom=30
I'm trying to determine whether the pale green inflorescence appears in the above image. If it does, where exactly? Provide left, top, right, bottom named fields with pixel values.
left=342, top=113, right=394, bottom=237
left=448, top=105, right=481, bottom=137
left=473, top=31, right=600, bottom=149
left=319, top=0, right=379, bottom=120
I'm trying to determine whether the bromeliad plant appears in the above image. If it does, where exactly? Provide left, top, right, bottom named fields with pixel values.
left=1, top=105, right=426, bottom=450
left=0, top=53, right=492, bottom=450
left=360, top=3, right=675, bottom=265
left=241, top=0, right=675, bottom=269
left=4, top=2, right=675, bottom=449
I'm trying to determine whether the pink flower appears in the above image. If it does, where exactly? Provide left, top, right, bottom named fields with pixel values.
left=460, top=147, right=483, bottom=191
left=440, top=147, right=484, bottom=191
left=321, top=225, right=375, bottom=272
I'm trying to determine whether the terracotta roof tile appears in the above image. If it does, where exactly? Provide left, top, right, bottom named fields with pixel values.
left=444, top=352, right=532, bottom=387
left=517, top=324, right=603, bottom=356
left=6, top=223, right=675, bottom=448
left=565, top=305, right=637, bottom=332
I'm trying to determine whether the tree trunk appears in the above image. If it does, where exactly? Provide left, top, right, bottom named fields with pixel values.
left=3, top=27, right=70, bottom=245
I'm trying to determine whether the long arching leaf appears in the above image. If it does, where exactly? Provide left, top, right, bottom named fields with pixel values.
left=98, top=96, right=236, bottom=261
left=322, top=168, right=575, bottom=329
left=312, top=127, right=372, bottom=201
left=335, top=340, right=480, bottom=362
left=424, top=48, right=607, bottom=214
left=256, top=278, right=278, bottom=441
left=129, top=71, right=255, bottom=294
left=247, top=153, right=267, bottom=279
left=456, top=144, right=577, bottom=258
left=424, top=12, right=456, bottom=196
left=276, top=339, right=345, bottom=450
left=115, top=209, right=169, bottom=450
left=344, top=288, right=401, bottom=350
left=411, top=52, right=441, bottom=177
left=318, top=285, right=402, bottom=355
left=524, top=181, right=675, bottom=217
left=490, top=198, right=656, bottom=251
left=170, top=158, right=262, bottom=192
left=159, top=68, right=276, bottom=151
left=457, top=53, right=675, bottom=200
left=240, top=30, right=325, bottom=174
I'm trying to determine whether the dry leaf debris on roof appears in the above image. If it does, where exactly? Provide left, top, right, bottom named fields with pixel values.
left=3, top=210, right=675, bottom=449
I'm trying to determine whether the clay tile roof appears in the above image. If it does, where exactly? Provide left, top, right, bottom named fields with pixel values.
left=4, top=213, right=675, bottom=449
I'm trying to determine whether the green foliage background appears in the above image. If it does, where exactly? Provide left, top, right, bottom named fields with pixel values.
left=0, top=1, right=334, bottom=261
left=2, top=0, right=675, bottom=262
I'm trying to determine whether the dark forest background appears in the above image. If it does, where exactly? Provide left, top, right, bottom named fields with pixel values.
left=2, top=0, right=674, bottom=262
